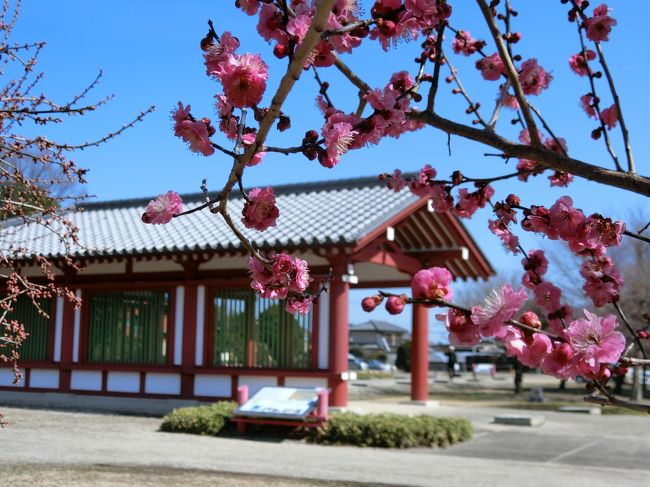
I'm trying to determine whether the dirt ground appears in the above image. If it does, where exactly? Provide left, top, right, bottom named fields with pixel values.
left=0, top=465, right=378, bottom=487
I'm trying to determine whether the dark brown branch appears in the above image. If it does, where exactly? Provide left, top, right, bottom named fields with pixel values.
left=410, top=110, right=650, bottom=196
left=426, top=24, right=446, bottom=113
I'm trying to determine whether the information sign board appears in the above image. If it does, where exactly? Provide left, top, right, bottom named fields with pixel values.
left=234, top=386, right=320, bottom=420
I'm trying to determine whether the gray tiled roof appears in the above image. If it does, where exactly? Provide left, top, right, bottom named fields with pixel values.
left=3, top=176, right=419, bottom=259
left=350, top=321, right=409, bottom=334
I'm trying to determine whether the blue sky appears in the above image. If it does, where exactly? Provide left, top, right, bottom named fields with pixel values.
left=14, top=1, right=649, bottom=341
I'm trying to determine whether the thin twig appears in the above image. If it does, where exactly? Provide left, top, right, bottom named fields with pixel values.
left=476, top=0, right=540, bottom=146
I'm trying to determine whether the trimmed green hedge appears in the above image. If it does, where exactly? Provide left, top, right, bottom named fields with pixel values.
left=159, top=403, right=472, bottom=449
left=314, top=413, right=473, bottom=448
left=160, top=401, right=237, bottom=436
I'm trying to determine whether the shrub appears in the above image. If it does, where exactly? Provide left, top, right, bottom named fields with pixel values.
left=314, top=412, right=473, bottom=448
left=160, top=401, right=237, bottom=436
left=395, top=340, right=412, bottom=372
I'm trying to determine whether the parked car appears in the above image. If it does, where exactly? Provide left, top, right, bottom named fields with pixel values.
left=348, top=354, right=369, bottom=371
left=368, top=359, right=392, bottom=371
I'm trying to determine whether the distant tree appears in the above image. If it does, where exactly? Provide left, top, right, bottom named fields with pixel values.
left=395, top=340, right=412, bottom=372
left=0, top=0, right=151, bottom=423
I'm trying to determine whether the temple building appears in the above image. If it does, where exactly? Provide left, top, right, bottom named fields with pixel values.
left=0, top=176, right=492, bottom=409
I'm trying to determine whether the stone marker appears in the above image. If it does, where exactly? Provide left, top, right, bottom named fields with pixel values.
left=529, top=387, right=545, bottom=402
left=558, top=406, right=602, bottom=415
left=494, top=414, right=545, bottom=427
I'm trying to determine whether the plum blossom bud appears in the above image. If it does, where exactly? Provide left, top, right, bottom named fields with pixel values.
left=638, top=330, right=649, bottom=339
left=519, top=311, right=542, bottom=329
left=385, top=295, right=407, bottom=315
left=361, top=295, right=383, bottom=312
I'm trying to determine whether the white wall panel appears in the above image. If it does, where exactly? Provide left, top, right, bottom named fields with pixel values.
left=70, top=370, right=102, bottom=391
left=318, top=292, right=330, bottom=369
left=195, top=285, right=206, bottom=366
left=0, top=368, right=24, bottom=387
left=106, top=371, right=140, bottom=393
left=144, top=373, right=181, bottom=395
left=193, top=374, right=231, bottom=397
left=29, top=369, right=60, bottom=389
left=284, top=377, right=328, bottom=389
left=239, top=375, right=277, bottom=396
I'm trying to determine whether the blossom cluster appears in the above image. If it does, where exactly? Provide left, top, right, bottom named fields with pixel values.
left=363, top=272, right=626, bottom=381
left=521, top=195, right=625, bottom=308
left=380, top=165, right=494, bottom=219
left=248, top=253, right=312, bottom=314
left=313, top=71, right=423, bottom=168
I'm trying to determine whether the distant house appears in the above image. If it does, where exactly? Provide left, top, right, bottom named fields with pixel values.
left=349, top=320, right=409, bottom=360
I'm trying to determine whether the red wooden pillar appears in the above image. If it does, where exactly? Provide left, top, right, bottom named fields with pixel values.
left=180, top=284, right=198, bottom=398
left=328, top=262, right=349, bottom=408
left=411, top=303, right=429, bottom=402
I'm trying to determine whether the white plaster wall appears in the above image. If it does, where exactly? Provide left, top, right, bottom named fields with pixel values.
left=70, top=370, right=102, bottom=391
left=0, top=368, right=24, bottom=387
left=53, top=296, right=64, bottom=362
left=144, top=373, right=181, bottom=395
left=194, top=285, right=206, bottom=366
left=238, top=375, right=277, bottom=396
left=173, top=286, right=184, bottom=366
left=193, top=374, right=232, bottom=397
left=106, top=371, right=140, bottom=393
left=29, top=369, right=60, bottom=389
left=72, top=289, right=81, bottom=363
left=284, top=377, right=328, bottom=389
left=318, top=292, right=329, bottom=369
left=201, top=255, right=249, bottom=270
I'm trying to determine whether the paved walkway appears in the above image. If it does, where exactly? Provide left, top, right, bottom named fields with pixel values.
left=1, top=401, right=648, bottom=486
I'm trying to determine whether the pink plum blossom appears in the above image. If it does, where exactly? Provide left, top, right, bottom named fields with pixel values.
left=549, top=196, right=586, bottom=240
left=285, top=295, right=313, bottom=315
left=569, top=50, right=596, bottom=76
left=600, top=105, right=618, bottom=130
left=248, top=254, right=310, bottom=300
left=204, top=32, right=240, bottom=76
left=142, top=191, right=182, bottom=225
left=584, top=4, right=617, bottom=42
left=580, top=94, right=597, bottom=119
left=567, top=310, right=625, bottom=375
left=237, top=0, right=260, bottom=15
left=172, top=102, right=215, bottom=156
left=541, top=342, right=576, bottom=380
left=241, top=187, right=280, bottom=231
left=453, top=185, right=494, bottom=219
left=533, top=281, right=562, bottom=313
left=503, top=325, right=552, bottom=368
left=437, top=309, right=480, bottom=346
left=320, top=120, right=357, bottom=168
left=452, top=30, right=484, bottom=56
left=411, top=267, right=453, bottom=302
left=476, top=53, right=504, bottom=81
left=471, top=284, right=528, bottom=339
left=518, top=59, right=553, bottom=96
left=219, top=53, right=268, bottom=108
left=521, top=205, right=559, bottom=240
left=488, top=219, right=520, bottom=254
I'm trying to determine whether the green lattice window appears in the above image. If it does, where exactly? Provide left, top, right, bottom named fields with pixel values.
left=87, top=290, right=169, bottom=364
left=212, top=289, right=312, bottom=369
left=7, top=294, right=52, bottom=361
